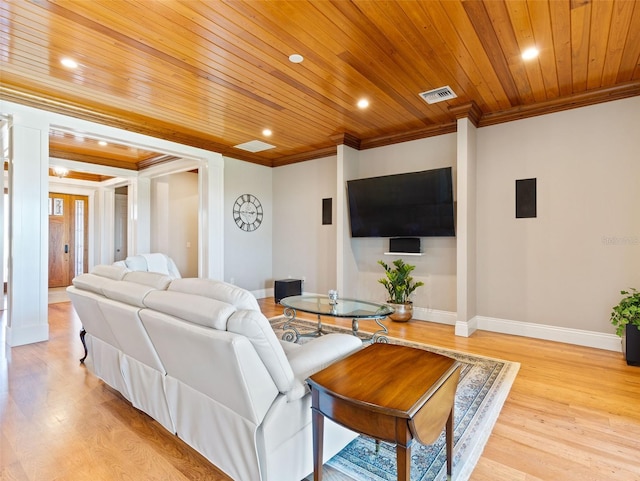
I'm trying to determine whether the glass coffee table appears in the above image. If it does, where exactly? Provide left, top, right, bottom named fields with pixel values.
left=279, top=295, right=394, bottom=343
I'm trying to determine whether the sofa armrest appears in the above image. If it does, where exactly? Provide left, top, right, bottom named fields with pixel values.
left=285, top=334, right=362, bottom=384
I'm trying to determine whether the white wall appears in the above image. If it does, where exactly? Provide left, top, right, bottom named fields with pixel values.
left=476, top=97, right=640, bottom=335
left=270, top=97, right=639, bottom=349
left=347, top=134, right=458, bottom=310
left=224, top=157, right=273, bottom=293
left=273, top=156, right=338, bottom=295
left=151, top=171, right=199, bottom=277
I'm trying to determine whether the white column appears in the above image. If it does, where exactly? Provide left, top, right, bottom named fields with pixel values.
left=336, top=144, right=359, bottom=297
left=6, top=118, right=49, bottom=346
left=151, top=178, right=170, bottom=253
left=198, top=153, right=224, bottom=280
left=128, top=176, right=151, bottom=255
left=96, top=187, right=116, bottom=265
left=455, top=117, right=478, bottom=337
left=0, top=118, right=8, bottom=292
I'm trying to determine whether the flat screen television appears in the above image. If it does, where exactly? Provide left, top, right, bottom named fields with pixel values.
left=346, top=167, right=455, bottom=237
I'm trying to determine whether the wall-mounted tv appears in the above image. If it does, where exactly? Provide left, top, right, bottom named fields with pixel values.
left=346, top=167, right=455, bottom=237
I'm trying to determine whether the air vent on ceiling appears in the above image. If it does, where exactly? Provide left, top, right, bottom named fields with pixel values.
left=419, top=86, right=457, bottom=104
left=233, top=140, right=276, bottom=153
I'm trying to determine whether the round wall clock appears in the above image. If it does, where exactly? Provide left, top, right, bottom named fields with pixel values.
left=232, top=194, right=263, bottom=232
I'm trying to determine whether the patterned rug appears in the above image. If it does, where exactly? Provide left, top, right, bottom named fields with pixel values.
left=269, top=317, right=519, bottom=481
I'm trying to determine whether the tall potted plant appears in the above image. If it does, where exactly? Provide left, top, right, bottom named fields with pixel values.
left=378, top=259, right=424, bottom=322
left=610, top=288, right=640, bottom=366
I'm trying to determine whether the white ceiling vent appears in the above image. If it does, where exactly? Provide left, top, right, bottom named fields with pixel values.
left=233, top=140, right=276, bottom=153
left=419, top=86, right=457, bottom=104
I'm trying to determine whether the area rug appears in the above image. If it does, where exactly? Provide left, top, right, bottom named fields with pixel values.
left=269, top=317, right=519, bottom=481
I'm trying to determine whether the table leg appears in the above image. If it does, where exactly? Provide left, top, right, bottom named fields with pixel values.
left=316, top=314, right=324, bottom=335
left=396, top=443, right=411, bottom=481
left=446, top=406, right=454, bottom=476
left=352, top=317, right=389, bottom=343
left=312, top=406, right=324, bottom=481
left=79, top=327, right=88, bottom=364
left=281, top=307, right=301, bottom=342
left=371, top=317, right=389, bottom=343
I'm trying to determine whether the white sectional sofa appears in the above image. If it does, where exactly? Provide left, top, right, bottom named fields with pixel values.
left=68, top=265, right=362, bottom=481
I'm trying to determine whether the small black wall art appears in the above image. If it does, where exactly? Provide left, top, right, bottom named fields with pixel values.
left=515, top=178, right=537, bottom=218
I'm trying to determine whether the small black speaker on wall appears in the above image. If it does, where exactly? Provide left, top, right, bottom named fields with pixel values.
left=516, top=178, right=537, bottom=218
left=322, top=198, right=332, bottom=225
left=389, top=237, right=421, bottom=253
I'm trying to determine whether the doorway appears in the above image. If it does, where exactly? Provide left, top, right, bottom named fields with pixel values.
left=114, top=186, right=128, bottom=262
left=48, top=193, right=88, bottom=287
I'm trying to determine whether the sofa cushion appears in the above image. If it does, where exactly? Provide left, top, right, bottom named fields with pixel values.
left=285, top=334, right=362, bottom=381
left=143, top=290, right=236, bottom=330
left=168, top=278, right=259, bottom=311
left=91, top=264, right=129, bottom=280
left=101, top=281, right=159, bottom=308
left=226, top=309, right=294, bottom=394
left=72, top=273, right=120, bottom=296
left=123, top=271, right=172, bottom=290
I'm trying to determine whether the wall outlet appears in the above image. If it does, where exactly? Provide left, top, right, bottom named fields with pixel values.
left=230, top=277, right=235, bottom=285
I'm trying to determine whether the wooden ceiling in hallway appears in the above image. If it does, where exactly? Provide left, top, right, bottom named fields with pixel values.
left=1, top=0, right=639, bottom=169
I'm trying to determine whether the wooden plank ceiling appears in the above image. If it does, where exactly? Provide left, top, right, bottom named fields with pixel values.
left=1, top=0, right=639, bottom=171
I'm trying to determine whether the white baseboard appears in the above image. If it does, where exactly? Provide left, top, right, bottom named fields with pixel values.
left=455, top=318, right=478, bottom=337
left=252, top=287, right=273, bottom=299
left=474, top=315, right=622, bottom=352
left=413, top=306, right=457, bottom=325
left=5, top=323, right=49, bottom=347
left=412, top=308, right=621, bottom=352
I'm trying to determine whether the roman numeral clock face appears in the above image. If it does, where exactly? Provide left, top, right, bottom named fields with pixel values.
left=233, top=194, right=263, bottom=232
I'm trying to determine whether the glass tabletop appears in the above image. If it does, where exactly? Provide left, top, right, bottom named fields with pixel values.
left=280, top=295, right=393, bottom=319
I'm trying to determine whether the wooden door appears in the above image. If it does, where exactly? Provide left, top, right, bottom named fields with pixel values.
left=48, top=193, right=88, bottom=287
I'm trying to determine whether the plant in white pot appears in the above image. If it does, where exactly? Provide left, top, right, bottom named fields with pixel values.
left=610, top=288, right=640, bottom=366
left=378, top=259, right=424, bottom=322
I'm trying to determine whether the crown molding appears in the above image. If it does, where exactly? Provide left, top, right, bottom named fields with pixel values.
left=448, top=101, right=482, bottom=127
left=271, top=145, right=337, bottom=168
left=330, top=132, right=361, bottom=150
left=478, top=81, right=640, bottom=127
left=360, top=122, right=457, bottom=150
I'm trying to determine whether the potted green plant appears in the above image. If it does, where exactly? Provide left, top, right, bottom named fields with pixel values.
left=610, top=288, right=640, bottom=366
left=378, top=259, right=424, bottom=322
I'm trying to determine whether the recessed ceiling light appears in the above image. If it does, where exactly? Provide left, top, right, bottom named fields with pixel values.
left=357, top=98, right=369, bottom=109
left=52, top=166, right=69, bottom=178
left=60, top=57, right=78, bottom=69
left=289, top=54, right=304, bottom=64
left=262, top=129, right=272, bottom=137
left=98, top=140, right=108, bottom=146
left=522, top=47, right=539, bottom=60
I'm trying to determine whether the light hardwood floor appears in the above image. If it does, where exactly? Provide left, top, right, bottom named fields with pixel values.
left=1, top=299, right=639, bottom=481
